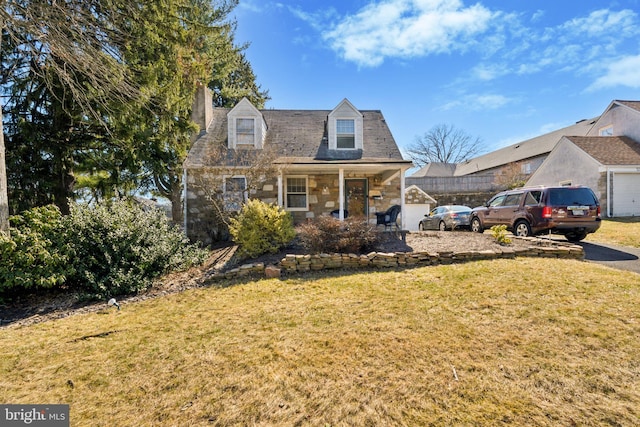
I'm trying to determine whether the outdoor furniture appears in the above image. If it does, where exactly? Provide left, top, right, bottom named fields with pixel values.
left=331, top=209, right=348, bottom=219
left=375, top=205, right=401, bottom=230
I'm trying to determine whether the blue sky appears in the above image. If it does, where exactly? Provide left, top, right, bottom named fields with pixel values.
left=233, top=0, right=640, bottom=157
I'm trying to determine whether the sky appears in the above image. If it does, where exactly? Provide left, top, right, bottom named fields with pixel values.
left=232, top=0, right=640, bottom=159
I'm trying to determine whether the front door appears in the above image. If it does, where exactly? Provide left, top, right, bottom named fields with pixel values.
left=345, top=179, right=368, bottom=217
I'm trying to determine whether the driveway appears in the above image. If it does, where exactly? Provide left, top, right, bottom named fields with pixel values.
left=579, top=241, right=640, bottom=275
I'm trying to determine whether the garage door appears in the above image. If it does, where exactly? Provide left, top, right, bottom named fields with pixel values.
left=614, top=173, right=640, bottom=216
left=404, top=204, right=431, bottom=231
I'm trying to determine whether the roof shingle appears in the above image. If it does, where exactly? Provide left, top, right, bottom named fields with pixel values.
left=565, top=135, right=640, bottom=165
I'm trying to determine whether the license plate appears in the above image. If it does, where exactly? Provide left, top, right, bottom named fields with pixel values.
left=572, top=210, right=585, bottom=215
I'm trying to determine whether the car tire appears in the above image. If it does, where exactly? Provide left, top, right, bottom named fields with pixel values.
left=418, top=222, right=424, bottom=231
left=470, top=217, right=483, bottom=233
left=439, top=221, right=447, bottom=231
left=514, top=220, right=532, bottom=237
left=566, top=232, right=587, bottom=242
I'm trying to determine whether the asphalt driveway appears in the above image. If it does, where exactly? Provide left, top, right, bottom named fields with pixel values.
left=579, top=241, right=640, bottom=275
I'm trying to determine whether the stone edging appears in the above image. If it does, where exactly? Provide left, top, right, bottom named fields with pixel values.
left=204, top=237, right=584, bottom=282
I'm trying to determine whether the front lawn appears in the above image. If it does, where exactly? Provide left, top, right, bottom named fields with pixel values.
left=1, top=258, right=638, bottom=426
left=586, top=217, right=640, bottom=247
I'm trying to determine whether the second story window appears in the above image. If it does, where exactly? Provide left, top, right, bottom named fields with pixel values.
left=599, top=125, right=613, bottom=136
left=336, top=119, right=355, bottom=149
left=236, top=118, right=255, bottom=145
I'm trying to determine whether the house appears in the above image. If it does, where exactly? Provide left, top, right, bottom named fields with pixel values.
left=406, top=100, right=640, bottom=216
left=527, top=101, right=640, bottom=216
left=183, top=87, right=413, bottom=245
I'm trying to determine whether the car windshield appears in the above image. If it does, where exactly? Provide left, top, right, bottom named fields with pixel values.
left=548, top=188, right=597, bottom=206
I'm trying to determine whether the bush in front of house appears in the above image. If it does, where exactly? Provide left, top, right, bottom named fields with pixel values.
left=228, top=199, right=296, bottom=259
left=63, top=199, right=208, bottom=298
left=0, top=205, right=73, bottom=294
left=297, top=216, right=379, bottom=254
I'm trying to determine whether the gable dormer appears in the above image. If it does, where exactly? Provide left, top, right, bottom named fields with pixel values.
left=227, top=98, right=267, bottom=149
left=327, top=98, right=363, bottom=150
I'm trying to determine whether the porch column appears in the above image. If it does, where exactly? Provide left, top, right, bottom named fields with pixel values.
left=339, top=168, right=345, bottom=220
left=400, top=168, right=406, bottom=229
left=277, top=172, right=283, bottom=207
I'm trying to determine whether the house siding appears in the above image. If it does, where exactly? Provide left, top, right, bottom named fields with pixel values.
left=185, top=169, right=403, bottom=245
left=588, top=103, right=640, bottom=141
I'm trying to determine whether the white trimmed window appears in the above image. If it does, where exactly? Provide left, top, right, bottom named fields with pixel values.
left=285, top=176, right=308, bottom=210
left=223, top=176, right=247, bottom=211
left=599, top=125, right=613, bottom=136
left=336, top=119, right=355, bottom=149
left=236, top=118, right=255, bottom=145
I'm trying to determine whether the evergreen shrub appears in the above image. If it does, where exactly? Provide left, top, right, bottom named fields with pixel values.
left=228, top=199, right=295, bottom=259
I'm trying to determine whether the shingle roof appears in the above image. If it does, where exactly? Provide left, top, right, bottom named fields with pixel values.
left=184, top=108, right=409, bottom=168
left=565, top=136, right=640, bottom=165
left=615, top=100, right=640, bottom=113
left=409, top=162, right=456, bottom=178
left=454, top=118, right=598, bottom=176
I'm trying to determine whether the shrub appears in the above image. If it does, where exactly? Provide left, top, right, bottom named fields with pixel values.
left=490, top=225, right=512, bottom=245
left=228, top=199, right=295, bottom=259
left=63, top=199, right=208, bottom=298
left=297, top=216, right=379, bottom=254
left=0, top=205, right=72, bottom=295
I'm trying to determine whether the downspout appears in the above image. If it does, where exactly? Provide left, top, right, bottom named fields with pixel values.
left=607, top=167, right=611, bottom=217
left=183, top=168, right=188, bottom=233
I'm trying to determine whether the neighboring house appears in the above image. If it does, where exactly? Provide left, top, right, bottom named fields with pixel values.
left=183, top=87, right=413, bottom=244
left=527, top=100, right=640, bottom=217
left=407, top=100, right=640, bottom=217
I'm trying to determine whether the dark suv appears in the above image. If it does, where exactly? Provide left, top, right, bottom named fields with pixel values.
left=469, top=186, right=601, bottom=241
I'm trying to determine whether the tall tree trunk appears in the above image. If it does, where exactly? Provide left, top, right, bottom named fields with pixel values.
left=0, top=106, right=9, bottom=234
left=170, top=177, right=183, bottom=226
left=0, top=25, right=10, bottom=235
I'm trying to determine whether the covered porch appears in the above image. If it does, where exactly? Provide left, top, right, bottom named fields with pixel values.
left=273, top=159, right=413, bottom=229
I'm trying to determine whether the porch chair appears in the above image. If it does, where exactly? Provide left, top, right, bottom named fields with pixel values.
left=375, top=205, right=401, bottom=230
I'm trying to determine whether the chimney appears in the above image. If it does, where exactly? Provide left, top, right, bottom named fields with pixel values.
left=190, top=83, right=213, bottom=140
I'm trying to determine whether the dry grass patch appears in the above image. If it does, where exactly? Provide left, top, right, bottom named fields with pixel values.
left=1, top=259, right=639, bottom=426
left=586, top=217, right=640, bottom=247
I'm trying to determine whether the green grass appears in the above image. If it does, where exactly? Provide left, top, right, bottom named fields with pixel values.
left=1, top=259, right=639, bottom=426
left=586, top=217, right=640, bottom=247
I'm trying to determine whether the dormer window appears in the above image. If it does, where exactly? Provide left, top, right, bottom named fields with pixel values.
left=227, top=98, right=266, bottom=149
left=236, top=118, right=255, bottom=145
left=336, top=119, right=355, bottom=149
left=328, top=99, right=363, bottom=150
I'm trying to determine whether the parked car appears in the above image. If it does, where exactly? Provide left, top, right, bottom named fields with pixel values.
left=419, top=205, right=472, bottom=231
left=469, top=186, right=601, bottom=241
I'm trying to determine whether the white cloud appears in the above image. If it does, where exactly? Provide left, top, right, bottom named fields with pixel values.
left=319, top=0, right=497, bottom=67
left=440, top=93, right=512, bottom=111
left=589, top=55, right=640, bottom=90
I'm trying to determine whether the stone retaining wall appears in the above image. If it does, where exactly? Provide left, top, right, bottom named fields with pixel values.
left=204, top=237, right=584, bottom=282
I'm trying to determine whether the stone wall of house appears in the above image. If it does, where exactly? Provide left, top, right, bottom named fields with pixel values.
left=185, top=170, right=404, bottom=245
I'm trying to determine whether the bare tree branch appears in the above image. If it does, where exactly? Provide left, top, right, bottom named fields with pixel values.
left=407, top=123, right=485, bottom=167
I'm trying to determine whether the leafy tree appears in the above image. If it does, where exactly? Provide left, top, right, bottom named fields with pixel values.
left=407, top=123, right=485, bottom=167
left=1, top=0, right=268, bottom=226
left=0, top=0, right=140, bottom=229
